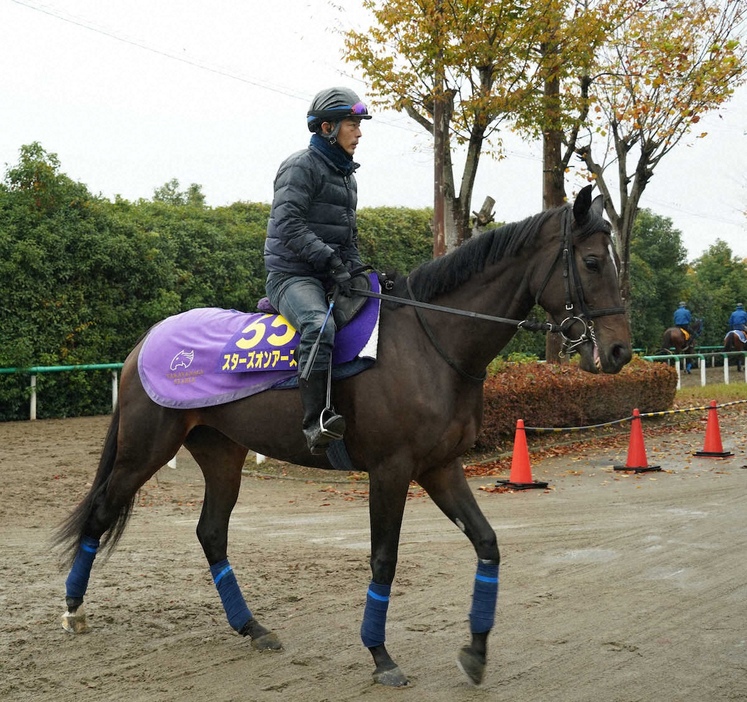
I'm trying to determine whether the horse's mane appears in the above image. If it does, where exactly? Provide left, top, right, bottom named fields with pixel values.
left=388, top=200, right=609, bottom=304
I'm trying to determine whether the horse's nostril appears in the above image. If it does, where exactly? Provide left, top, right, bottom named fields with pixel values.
left=611, top=343, right=632, bottom=366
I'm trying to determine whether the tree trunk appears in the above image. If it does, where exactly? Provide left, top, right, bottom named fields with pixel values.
left=432, top=52, right=447, bottom=258
left=542, top=57, right=568, bottom=364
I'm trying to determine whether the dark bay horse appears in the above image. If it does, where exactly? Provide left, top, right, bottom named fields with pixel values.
left=661, top=318, right=703, bottom=355
left=55, top=185, right=632, bottom=687
left=724, top=330, right=746, bottom=371
left=660, top=318, right=703, bottom=372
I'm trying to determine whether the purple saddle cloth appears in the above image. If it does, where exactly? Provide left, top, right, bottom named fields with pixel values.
left=138, top=273, right=380, bottom=409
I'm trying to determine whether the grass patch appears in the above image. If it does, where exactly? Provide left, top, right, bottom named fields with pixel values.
left=675, top=382, right=747, bottom=407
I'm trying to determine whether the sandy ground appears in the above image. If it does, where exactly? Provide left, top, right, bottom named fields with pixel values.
left=1, top=402, right=746, bottom=702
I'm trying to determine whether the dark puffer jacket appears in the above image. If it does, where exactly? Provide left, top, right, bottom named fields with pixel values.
left=264, top=143, right=363, bottom=277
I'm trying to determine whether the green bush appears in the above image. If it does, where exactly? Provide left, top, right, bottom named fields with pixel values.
left=357, top=206, right=432, bottom=273
left=0, top=147, right=437, bottom=420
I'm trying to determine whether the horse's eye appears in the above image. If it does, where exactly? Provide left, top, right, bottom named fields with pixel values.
left=584, top=257, right=600, bottom=272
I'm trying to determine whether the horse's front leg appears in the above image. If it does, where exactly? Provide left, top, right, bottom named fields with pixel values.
left=418, top=459, right=499, bottom=687
left=187, top=429, right=281, bottom=652
left=363, top=467, right=412, bottom=686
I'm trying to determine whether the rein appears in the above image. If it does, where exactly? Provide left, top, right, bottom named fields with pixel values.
left=347, top=286, right=562, bottom=334
left=347, top=283, right=558, bottom=385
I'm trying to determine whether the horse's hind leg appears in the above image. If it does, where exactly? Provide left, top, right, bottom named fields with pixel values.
left=60, top=404, right=187, bottom=633
left=417, top=460, right=499, bottom=687
left=184, top=426, right=281, bottom=651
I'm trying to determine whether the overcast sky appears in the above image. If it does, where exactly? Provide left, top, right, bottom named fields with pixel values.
left=2, top=0, right=746, bottom=261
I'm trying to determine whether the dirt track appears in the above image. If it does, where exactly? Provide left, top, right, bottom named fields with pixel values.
left=2, top=406, right=747, bottom=702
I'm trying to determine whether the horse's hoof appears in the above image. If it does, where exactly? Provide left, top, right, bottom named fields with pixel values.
left=250, top=631, right=283, bottom=651
left=457, top=646, right=485, bottom=686
left=373, top=665, right=409, bottom=687
left=61, top=606, right=89, bottom=634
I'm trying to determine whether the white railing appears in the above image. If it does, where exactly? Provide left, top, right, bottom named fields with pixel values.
left=642, top=352, right=747, bottom=390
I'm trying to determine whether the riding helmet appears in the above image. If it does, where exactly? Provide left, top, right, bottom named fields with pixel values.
left=307, top=87, right=371, bottom=133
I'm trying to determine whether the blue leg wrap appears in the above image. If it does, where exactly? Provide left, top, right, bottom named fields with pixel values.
left=210, top=559, right=252, bottom=633
left=469, top=561, right=499, bottom=634
left=65, top=535, right=100, bottom=601
left=360, top=581, right=391, bottom=648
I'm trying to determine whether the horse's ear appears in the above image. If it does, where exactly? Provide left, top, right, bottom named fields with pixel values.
left=591, top=194, right=604, bottom=217
left=572, top=184, right=594, bottom=222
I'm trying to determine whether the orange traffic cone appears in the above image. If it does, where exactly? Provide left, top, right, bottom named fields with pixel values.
left=495, top=419, right=549, bottom=490
left=614, top=408, right=662, bottom=473
left=694, top=401, right=734, bottom=458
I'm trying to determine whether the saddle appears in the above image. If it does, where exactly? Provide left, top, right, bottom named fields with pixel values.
left=256, top=272, right=372, bottom=329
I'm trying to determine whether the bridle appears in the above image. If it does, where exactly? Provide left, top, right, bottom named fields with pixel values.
left=532, top=207, right=626, bottom=358
left=349, top=206, right=626, bottom=382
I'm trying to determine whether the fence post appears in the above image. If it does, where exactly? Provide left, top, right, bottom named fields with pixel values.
left=111, top=370, right=119, bottom=410
left=30, top=374, right=37, bottom=421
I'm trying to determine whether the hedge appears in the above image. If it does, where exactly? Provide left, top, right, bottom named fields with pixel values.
left=475, top=357, right=678, bottom=451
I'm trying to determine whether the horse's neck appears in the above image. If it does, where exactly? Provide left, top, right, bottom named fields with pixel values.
left=428, top=265, right=534, bottom=370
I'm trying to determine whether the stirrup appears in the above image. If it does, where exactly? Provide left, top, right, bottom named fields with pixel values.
left=305, top=412, right=345, bottom=455
left=319, top=407, right=345, bottom=441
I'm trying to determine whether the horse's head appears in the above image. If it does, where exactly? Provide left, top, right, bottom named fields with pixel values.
left=534, top=185, right=632, bottom=374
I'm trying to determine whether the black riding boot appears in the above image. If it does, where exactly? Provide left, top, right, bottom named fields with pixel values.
left=299, top=370, right=345, bottom=455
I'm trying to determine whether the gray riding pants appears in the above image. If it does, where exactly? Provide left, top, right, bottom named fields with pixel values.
left=265, top=272, right=336, bottom=374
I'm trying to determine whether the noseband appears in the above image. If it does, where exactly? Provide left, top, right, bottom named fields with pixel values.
left=532, top=207, right=626, bottom=357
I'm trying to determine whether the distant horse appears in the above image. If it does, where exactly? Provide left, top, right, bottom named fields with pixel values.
left=724, top=329, right=746, bottom=372
left=660, top=318, right=703, bottom=372
left=55, top=185, right=631, bottom=687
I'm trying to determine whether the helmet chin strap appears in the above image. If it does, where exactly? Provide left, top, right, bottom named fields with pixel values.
left=319, top=121, right=341, bottom=144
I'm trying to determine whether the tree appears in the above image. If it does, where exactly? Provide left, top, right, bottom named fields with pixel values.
left=344, top=0, right=551, bottom=252
left=628, top=209, right=689, bottom=350
left=4, top=141, right=90, bottom=214
left=690, top=239, right=747, bottom=345
left=153, top=178, right=206, bottom=207
left=576, top=0, right=747, bottom=302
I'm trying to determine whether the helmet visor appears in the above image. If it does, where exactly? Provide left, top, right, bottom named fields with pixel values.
left=350, top=101, right=369, bottom=116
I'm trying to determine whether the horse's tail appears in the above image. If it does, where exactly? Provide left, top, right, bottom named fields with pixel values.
left=54, top=404, right=136, bottom=567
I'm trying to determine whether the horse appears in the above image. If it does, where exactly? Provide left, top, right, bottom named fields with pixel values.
left=724, top=329, right=746, bottom=372
left=55, top=185, right=632, bottom=688
left=660, top=318, right=703, bottom=373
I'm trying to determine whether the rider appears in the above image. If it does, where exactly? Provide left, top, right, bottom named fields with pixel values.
left=264, top=86, right=371, bottom=455
left=728, top=302, right=747, bottom=332
left=673, top=301, right=692, bottom=333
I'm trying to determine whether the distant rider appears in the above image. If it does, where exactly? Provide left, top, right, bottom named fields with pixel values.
left=673, top=301, right=692, bottom=333
left=728, top=302, right=747, bottom=332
